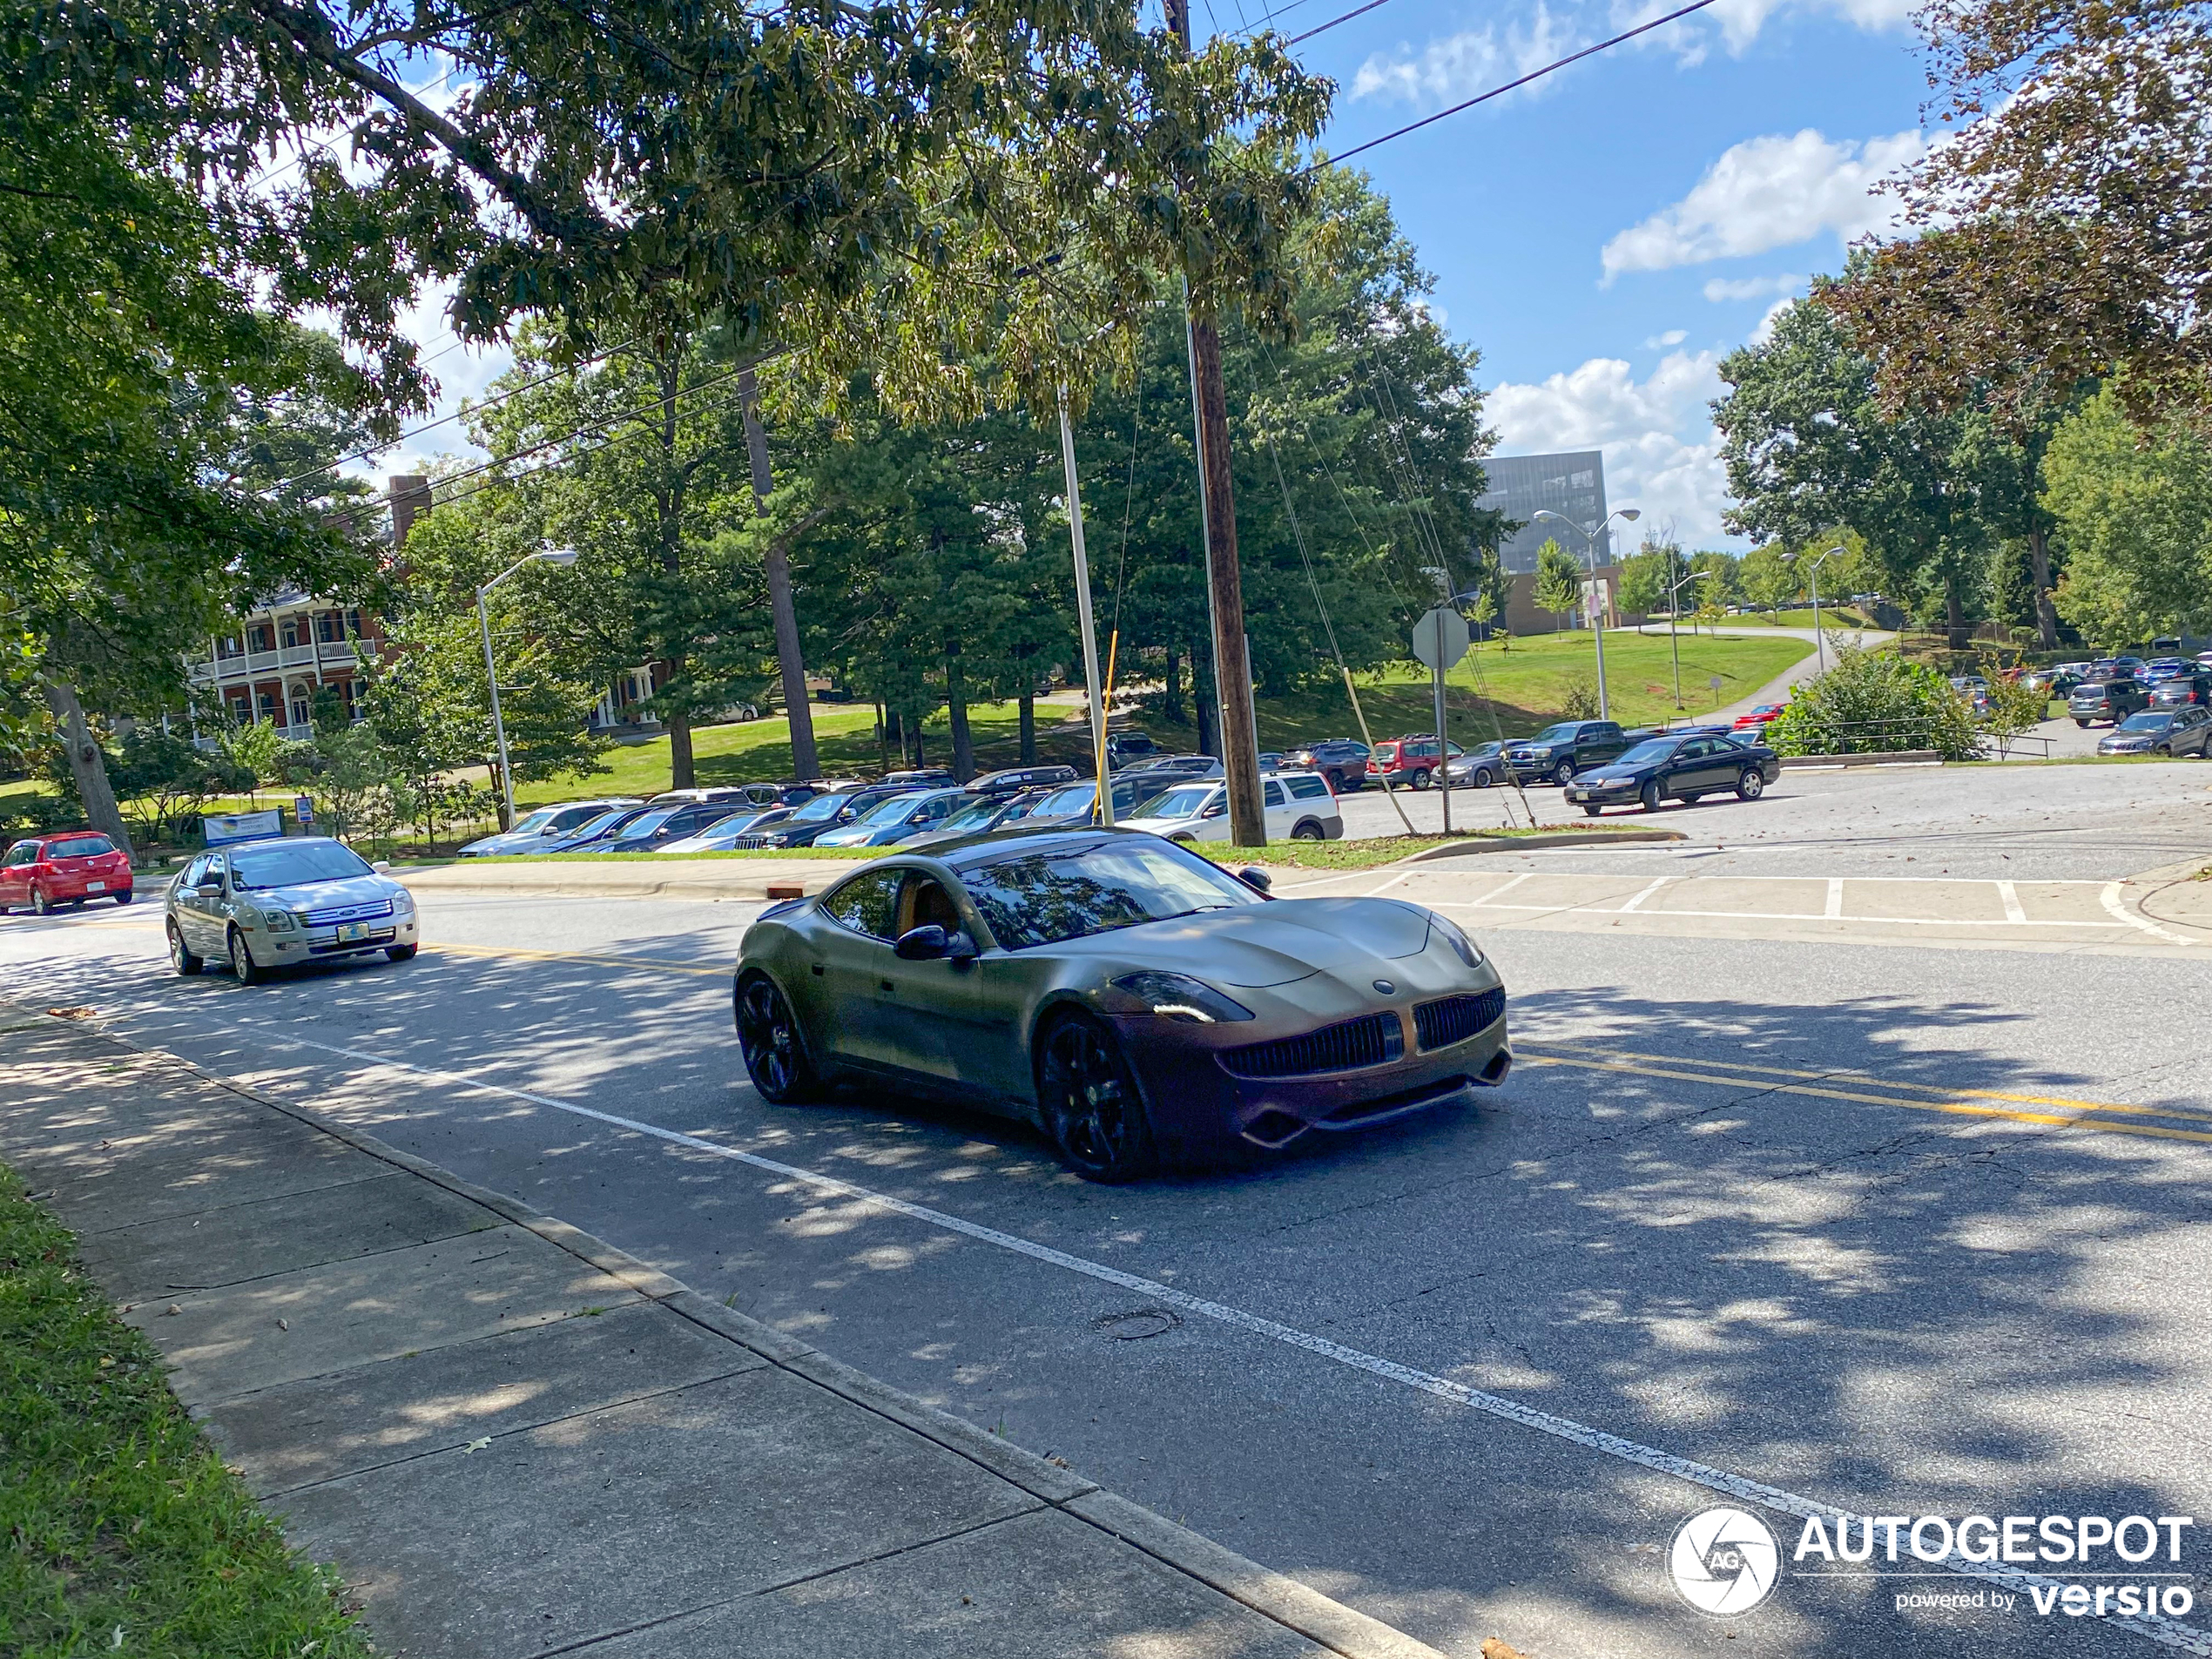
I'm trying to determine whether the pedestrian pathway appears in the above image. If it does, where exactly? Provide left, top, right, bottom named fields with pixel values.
left=0, top=1001, right=1446, bottom=1659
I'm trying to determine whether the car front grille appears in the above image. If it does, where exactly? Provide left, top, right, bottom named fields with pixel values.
left=1222, top=1012, right=1405, bottom=1079
left=1413, top=988, right=1507, bottom=1052
left=305, top=899, right=395, bottom=926
left=309, top=928, right=395, bottom=954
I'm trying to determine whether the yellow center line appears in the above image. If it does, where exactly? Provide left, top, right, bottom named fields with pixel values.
left=1517, top=1051, right=2212, bottom=1148
left=423, top=941, right=729, bottom=977
left=1526, top=1045, right=2212, bottom=1125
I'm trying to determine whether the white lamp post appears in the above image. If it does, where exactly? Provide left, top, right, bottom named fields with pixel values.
left=477, top=547, right=577, bottom=829
left=1533, top=507, right=1641, bottom=719
left=1783, top=543, right=1846, bottom=674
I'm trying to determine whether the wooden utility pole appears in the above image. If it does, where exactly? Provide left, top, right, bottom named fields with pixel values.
left=739, top=368, right=820, bottom=782
left=1166, top=0, right=1266, bottom=847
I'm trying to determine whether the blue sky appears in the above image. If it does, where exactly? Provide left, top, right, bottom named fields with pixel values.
left=368, top=0, right=1935, bottom=550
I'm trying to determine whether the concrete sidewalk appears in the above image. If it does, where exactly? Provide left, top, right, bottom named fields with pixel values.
left=396, top=854, right=854, bottom=903
left=0, top=1004, right=1446, bottom=1659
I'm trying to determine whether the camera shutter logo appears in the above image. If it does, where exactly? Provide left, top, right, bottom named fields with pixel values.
left=1669, top=1507, right=1781, bottom=1616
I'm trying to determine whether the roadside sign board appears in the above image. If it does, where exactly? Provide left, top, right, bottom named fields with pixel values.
left=1411, top=606, right=1472, bottom=672
left=294, top=795, right=314, bottom=826
left=203, top=808, right=283, bottom=847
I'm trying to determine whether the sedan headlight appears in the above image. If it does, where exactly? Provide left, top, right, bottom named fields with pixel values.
left=1103, top=972, right=1255, bottom=1023
left=1428, top=912, right=1485, bottom=969
left=391, top=887, right=415, bottom=914
left=260, top=908, right=298, bottom=933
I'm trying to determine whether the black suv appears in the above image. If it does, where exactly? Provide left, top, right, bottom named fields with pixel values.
left=2068, top=677, right=2149, bottom=727
left=966, top=764, right=1079, bottom=796
left=1505, top=720, right=1634, bottom=786
left=1289, top=738, right=1372, bottom=794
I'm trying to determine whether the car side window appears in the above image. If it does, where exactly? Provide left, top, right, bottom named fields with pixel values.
left=896, top=874, right=964, bottom=937
left=821, top=869, right=904, bottom=941
left=179, top=854, right=210, bottom=887
left=1263, top=780, right=1286, bottom=807
left=1287, top=775, right=1329, bottom=799
left=3, top=843, right=35, bottom=867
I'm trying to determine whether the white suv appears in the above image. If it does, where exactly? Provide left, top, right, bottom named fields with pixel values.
left=1119, top=771, right=1343, bottom=843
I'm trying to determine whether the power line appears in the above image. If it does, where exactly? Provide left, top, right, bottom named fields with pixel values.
left=1287, top=0, right=1400, bottom=46
left=1317, top=0, right=1719, bottom=170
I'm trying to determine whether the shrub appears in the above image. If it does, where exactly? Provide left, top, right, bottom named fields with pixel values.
left=1765, top=647, right=1979, bottom=759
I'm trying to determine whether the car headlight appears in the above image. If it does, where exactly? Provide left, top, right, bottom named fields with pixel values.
left=1103, top=972, right=1255, bottom=1023
left=1428, top=912, right=1485, bottom=969
left=261, top=908, right=297, bottom=933
left=391, top=887, right=415, bottom=914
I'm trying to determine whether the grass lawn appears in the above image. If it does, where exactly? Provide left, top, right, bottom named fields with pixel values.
left=0, top=1164, right=372, bottom=1658
left=516, top=631, right=1811, bottom=806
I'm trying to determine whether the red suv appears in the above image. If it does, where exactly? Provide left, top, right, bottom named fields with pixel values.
left=1370, top=734, right=1465, bottom=789
left=0, top=831, right=135, bottom=914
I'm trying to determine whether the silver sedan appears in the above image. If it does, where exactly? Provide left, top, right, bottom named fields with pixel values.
left=165, top=837, right=420, bottom=985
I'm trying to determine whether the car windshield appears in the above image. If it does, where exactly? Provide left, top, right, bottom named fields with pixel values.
left=936, top=799, right=1006, bottom=834
left=2119, top=713, right=2173, bottom=731
left=854, top=793, right=926, bottom=825
left=959, top=839, right=1264, bottom=948
left=562, top=810, right=628, bottom=840
left=1529, top=724, right=1579, bottom=744
left=618, top=807, right=679, bottom=836
left=787, top=792, right=852, bottom=822
left=1139, top=784, right=1217, bottom=819
left=229, top=841, right=374, bottom=889
left=1615, top=739, right=1680, bottom=766
left=511, top=807, right=562, bottom=833
left=1008, top=787, right=1079, bottom=820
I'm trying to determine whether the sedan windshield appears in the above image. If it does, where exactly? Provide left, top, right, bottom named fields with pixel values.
left=787, top=792, right=853, bottom=823
left=617, top=807, right=679, bottom=837
left=561, top=810, right=629, bottom=841
left=854, top=793, right=926, bottom=825
left=2119, top=712, right=2173, bottom=732
left=511, top=807, right=562, bottom=833
left=1138, top=784, right=1217, bottom=819
left=935, top=799, right=1005, bottom=835
left=229, top=841, right=374, bottom=889
left=959, top=840, right=1264, bottom=948
left=1614, top=739, right=1680, bottom=766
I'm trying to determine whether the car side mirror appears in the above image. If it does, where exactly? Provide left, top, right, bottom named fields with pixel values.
left=1202, top=803, right=1227, bottom=818
left=1238, top=867, right=1272, bottom=893
left=894, top=924, right=950, bottom=961
left=195, top=880, right=225, bottom=896
left=372, top=860, right=391, bottom=873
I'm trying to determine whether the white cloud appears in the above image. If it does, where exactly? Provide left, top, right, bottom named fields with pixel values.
left=1487, top=351, right=1735, bottom=546
left=1704, top=0, right=1916, bottom=52
left=1645, top=328, right=1689, bottom=348
left=1351, top=3, right=1584, bottom=107
left=1702, top=272, right=1805, bottom=303
left=1600, top=128, right=1926, bottom=282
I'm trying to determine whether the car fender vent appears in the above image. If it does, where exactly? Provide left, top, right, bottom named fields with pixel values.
left=1413, top=988, right=1507, bottom=1052
left=1222, top=1012, right=1403, bottom=1079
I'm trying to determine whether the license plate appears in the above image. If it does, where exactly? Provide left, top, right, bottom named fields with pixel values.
left=86, top=881, right=104, bottom=893
left=340, top=921, right=370, bottom=941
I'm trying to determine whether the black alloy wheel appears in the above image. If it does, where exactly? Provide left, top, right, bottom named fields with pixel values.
left=167, top=920, right=202, bottom=976
left=735, top=974, right=818, bottom=1103
left=1325, top=769, right=1346, bottom=793
left=1581, top=803, right=1603, bottom=818
left=1036, top=1015, right=1157, bottom=1183
left=1737, top=768, right=1765, bottom=800
left=1639, top=778, right=1662, bottom=813
left=1551, top=759, right=1576, bottom=786
left=112, top=890, right=132, bottom=907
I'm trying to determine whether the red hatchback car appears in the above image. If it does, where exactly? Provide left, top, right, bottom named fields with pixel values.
left=0, top=832, right=135, bottom=914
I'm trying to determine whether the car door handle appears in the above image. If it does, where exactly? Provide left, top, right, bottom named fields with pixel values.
left=879, top=979, right=894, bottom=994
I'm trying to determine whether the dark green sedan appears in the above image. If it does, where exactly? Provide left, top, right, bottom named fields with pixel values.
left=732, top=826, right=1511, bottom=1182
left=1561, top=732, right=1781, bottom=815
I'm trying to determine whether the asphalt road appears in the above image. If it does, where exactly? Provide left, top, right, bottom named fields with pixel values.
left=10, top=760, right=2212, bottom=1659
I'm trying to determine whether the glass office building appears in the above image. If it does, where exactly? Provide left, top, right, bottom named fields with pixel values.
left=1479, top=451, right=1612, bottom=574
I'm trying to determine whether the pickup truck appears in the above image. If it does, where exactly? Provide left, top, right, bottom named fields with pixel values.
left=1504, top=720, right=1634, bottom=786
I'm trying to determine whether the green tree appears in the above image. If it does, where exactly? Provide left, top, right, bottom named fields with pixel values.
left=1534, top=538, right=1583, bottom=627
left=1616, top=547, right=1674, bottom=617
left=1738, top=546, right=1802, bottom=622
left=2041, top=388, right=2212, bottom=649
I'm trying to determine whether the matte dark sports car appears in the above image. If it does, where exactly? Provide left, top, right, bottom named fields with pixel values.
left=732, top=826, right=1511, bottom=1181
left=1562, top=732, right=1780, bottom=814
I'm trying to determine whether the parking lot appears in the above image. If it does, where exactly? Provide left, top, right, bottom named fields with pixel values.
left=7, top=758, right=2212, bottom=1658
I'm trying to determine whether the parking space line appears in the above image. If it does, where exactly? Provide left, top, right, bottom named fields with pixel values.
left=1998, top=881, right=2027, bottom=925
left=1824, top=878, right=1844, bottom=919
left=1616, top=877, right=1669, bottom=914
left=1428, top=899, right=2130, bottom=929
left=107, top=1007, right=2212, bottom=1654
left=1517, top=1048, right=2212, bottom=1145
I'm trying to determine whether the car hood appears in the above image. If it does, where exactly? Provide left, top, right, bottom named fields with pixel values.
left=1050, top=897, right=1434, bottom=988
left=239, top=873, right=401, bottom=914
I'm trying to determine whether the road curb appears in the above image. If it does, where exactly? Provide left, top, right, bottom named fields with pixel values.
left=1392, top=829, right=1687, bottom=865
left=18, top=1008, right=1454, bottom=1659
left=2129, top=857, right=2212, bottom=945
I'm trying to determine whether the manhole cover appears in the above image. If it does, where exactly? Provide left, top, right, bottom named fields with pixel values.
left=1094, top=1307, right=1182, bottom=1341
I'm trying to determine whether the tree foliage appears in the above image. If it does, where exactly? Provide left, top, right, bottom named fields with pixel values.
left=1764, top=646, right=1979, bottom=759
left=1534, top=538, right=1582, bottom=623
left=2042, top=387, right=2212, bottom=648
left=1823, top=0, right=2212, bottom=428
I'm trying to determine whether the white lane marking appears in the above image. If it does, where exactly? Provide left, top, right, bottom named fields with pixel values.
left=1998, top=881, right=2027, bottom=925
left=1616, top=877, right=1669, bottom=914
left=1480, top=870, right=1534, bottom=904
left=1824, top=878, right=1844, bottom=920
left=99, top=1008, right=2212, bottom=1655
left=2102, top=882, right=2204, bottom=948
left=1421, top=900, right=2127, bottom=929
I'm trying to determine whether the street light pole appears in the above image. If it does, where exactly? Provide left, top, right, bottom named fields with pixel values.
left=1667, top=565, right=1713, bottom=711
left=1784, top=543, right=1846, bottom=675
left=1056, top=387, right=1114, bottom=825
left=476, top=548, right=577, bottom=830
left=1534, top=507, right=1640, bottom=721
